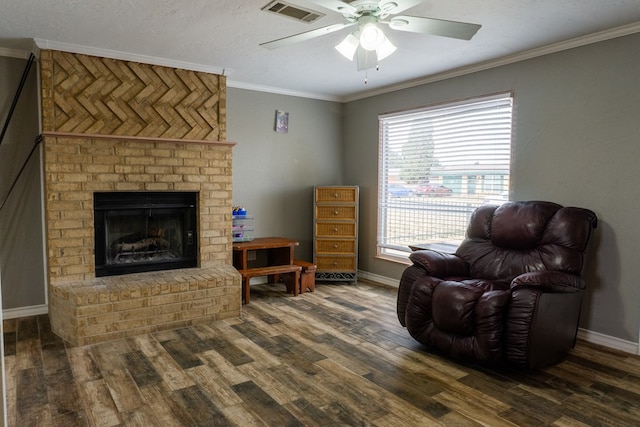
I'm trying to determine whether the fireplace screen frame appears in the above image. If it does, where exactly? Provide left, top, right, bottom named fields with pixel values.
left=94, top=191, right=198, bottom=277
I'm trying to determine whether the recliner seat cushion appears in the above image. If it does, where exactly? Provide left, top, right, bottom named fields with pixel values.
left=405, top=279, right=511, bottom=364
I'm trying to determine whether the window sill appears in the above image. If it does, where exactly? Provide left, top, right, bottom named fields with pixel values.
left=375, top=254, right=411, bottom=266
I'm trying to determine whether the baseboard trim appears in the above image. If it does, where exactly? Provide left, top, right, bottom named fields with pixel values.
left=358, top=270, right=640, bottom=355
left=0, top=47, right=33, bottom=60
left=577, top=328, right=639, bottom=355
left=358, top=270, right=398, bottom=288
left=2, top=304, right=48, bottom=320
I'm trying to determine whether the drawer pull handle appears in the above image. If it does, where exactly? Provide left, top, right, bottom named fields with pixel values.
left=333, top=244, right=338, bottom=249
left=333, top=262, right=338, bottom=266
left=334, top=210, right=339, bottom=215
left=333, top=227, right=338, bottom=232
left=333, top=193, right=338, bottom=198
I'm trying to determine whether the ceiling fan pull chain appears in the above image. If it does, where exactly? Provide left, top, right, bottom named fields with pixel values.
left=364, top=50, right=369, bottom=84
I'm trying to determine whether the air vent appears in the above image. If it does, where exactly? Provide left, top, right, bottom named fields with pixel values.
left=262, top=1, right=325, bottom=23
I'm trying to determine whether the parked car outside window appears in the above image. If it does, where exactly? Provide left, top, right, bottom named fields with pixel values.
left=388, top=184, right=415, bottom=197
left=415, top=183, right=453, bottom=197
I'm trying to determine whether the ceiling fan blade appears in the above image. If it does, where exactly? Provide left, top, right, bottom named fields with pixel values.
left=260, top=22, right=354, bottom=49
left=302, top=0, right=357, bottom=15
left=388, top=15, right=481, bottom=40
left=379, top=0, right=426, bottom=15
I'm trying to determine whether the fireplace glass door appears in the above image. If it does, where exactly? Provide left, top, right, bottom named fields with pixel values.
left=94, top=192, right=198, bottom=277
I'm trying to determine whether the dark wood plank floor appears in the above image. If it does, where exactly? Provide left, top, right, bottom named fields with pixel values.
left=4, top=281, right=640, bottom=426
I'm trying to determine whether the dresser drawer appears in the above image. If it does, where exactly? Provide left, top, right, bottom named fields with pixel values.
left=315, top=205, right=357, bottom=221
left=315, top=255, right=356, bottom=271
left=315, top=222, right=356, bottom=238
left=315, top=187, right=358, bottom=203
left=315, top=239, right=356, bottom=254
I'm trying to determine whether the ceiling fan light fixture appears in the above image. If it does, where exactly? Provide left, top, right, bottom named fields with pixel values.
left=335, top=33, right=359, bottom=60
left=359, top=22, right=385, bottom=50
left=376, top=37, right=396, bottom=60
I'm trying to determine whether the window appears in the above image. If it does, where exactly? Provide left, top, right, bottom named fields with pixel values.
left=377, top=92, right=513, bottom=260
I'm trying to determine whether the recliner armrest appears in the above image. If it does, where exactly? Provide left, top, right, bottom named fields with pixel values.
left=410, top=250, right=470, bottom=277
left=511, top=271, right=585, bottom=292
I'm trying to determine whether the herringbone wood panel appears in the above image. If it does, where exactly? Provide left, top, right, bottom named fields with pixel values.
left=40, top=50, right=226, bottom=140
left=4, top=282, right=640, bottom=426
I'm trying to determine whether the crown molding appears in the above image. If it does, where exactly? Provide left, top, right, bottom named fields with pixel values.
left=33, top=38, right=226, bottom=76
left=226, top=79, right=341, bottom=102
left=343, top=21, right=640, bottom=102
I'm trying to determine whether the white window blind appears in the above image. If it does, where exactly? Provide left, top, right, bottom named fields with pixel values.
left=377, top=92, right=513, bottom=259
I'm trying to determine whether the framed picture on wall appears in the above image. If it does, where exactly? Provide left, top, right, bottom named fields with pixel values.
left=275, top=110, right=289, bottom=133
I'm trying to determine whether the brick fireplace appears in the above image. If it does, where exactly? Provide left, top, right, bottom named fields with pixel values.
left=40, top=50, right=241, bottom=345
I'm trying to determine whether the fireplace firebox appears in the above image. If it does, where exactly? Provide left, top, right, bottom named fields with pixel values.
left=94, top=192, right=198, bottom=277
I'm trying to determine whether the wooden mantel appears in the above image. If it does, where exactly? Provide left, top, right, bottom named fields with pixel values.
left=41, top=131, right=237, bottom=147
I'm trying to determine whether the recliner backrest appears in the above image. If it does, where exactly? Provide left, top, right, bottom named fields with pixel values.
left=455, top=201, right=597, bottom=281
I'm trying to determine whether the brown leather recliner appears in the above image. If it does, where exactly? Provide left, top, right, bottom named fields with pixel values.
left=397, top=201, right=597, bottom=369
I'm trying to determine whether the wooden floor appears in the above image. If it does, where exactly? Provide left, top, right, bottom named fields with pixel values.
left=4, top=281, right=640, bottom=426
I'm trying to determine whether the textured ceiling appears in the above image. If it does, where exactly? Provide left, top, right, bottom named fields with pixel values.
left=1, top=0, right=639, bottom=101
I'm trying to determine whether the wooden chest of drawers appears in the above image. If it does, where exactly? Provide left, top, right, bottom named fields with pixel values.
left=313, top=186, right=358, bottom=282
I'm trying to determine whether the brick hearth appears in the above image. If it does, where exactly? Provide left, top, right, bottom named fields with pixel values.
left=49, top=267, right=238, bottom=346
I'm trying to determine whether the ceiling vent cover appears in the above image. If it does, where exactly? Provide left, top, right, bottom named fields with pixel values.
left=262, top=1, right=325, bottom=23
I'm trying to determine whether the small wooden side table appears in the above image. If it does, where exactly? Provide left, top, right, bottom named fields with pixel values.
left=232, top=237, right=301, bottom=304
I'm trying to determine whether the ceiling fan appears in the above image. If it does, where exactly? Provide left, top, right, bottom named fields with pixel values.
left=260, top=0, right=482, bottom=71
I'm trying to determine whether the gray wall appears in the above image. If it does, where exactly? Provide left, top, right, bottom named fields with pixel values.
left=344, top=32, right=640, bottom=343
left=226, top=88, right=344, bottom=261
left=0, top=55, right=45, bottom=310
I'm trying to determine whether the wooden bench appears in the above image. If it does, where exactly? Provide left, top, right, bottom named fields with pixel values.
left=294, top=259, right=317, bottom=293
left=275, top=259, right=317, bottom=295
left=238, top=264, right=301, bottom=304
